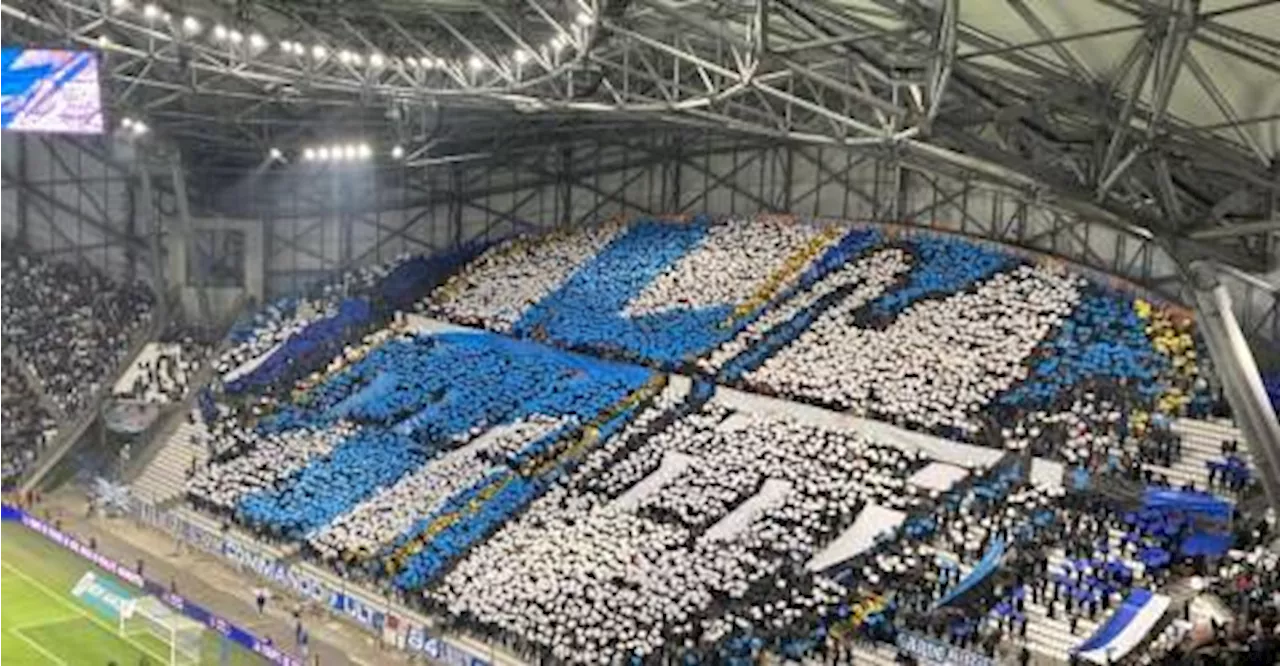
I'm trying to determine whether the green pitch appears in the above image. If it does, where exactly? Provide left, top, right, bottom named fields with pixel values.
left=1, top=521, right=267, bottom=666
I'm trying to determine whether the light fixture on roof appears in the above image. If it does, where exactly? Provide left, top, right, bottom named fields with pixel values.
left=338, top=49, right=354, bottom=64
left=249, top=33, right=267, bottom=50
left=302, top=148, right=316, bottom=161
left=212, top=24, right=227, bottom=41
left=369, top=52, right=385, bottom=68
left=390, top=145, right=404, bottom=159
left=549, top=35, right=566, bottom=52
left=142, top=3, right=160, bottom=20
left=468, top=55, right=485, bottom=72
left=228, top=29, right=244, bottom=45
left=269, top=147, right=284, bottom=161
left=132, top=120, right=149, bottom=135
left=575, top=11, right=594, bottom=25
left=513, top=49, right=529, bottom=65
left=311, top=44, right=327, bottom=60
left=181, top=16, right=201, bottom=36
left=110, top=0, right=131, bottom=11
left=120, top=117, right=134, bottom=129
left=343, top=144, right=358, bottom=160
left=358, top=143, right=373, bottom=159
left=317, top=146, right=331, bottom=161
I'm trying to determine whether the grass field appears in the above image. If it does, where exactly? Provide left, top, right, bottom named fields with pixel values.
left=2, top=521, right=268, bottom=666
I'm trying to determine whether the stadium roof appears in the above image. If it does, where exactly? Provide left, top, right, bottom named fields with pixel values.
left=3, top=0, right=1277, bottom=274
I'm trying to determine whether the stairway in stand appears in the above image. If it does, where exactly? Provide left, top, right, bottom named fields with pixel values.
left=1164, top=418, right=1250, bottom=491
left=130, top=411, right=209, bottom=507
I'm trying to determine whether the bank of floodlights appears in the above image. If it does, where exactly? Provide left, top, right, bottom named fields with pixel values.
left=102, top=1, right=599, bottom=78
left=300, top=142, right=375, bottom=163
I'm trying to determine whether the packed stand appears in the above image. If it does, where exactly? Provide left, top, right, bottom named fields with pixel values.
left=430, top=400, right=934, bottom=665
left=0, top=239, right=154, bottom=484
left=176, top=215, right=1254, bottom=665
left=1, top=369, right=56, bottom=487
left=423, top=219, right=1216, bottom=467
left=113, top=317, right=219, bottom=405
left=1, top=248, right=155, bottom=417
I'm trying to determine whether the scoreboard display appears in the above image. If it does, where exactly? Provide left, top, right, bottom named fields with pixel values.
left=1, top=48, right=104, bottom=134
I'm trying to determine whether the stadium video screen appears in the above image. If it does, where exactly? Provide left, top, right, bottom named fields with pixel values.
left=1, top=48, right=105, bottom=134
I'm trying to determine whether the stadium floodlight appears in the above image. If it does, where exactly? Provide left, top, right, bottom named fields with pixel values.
left=110, top=0, right=131, bottom=12
left=120, top=117, right=135, bottom=129
left=317, top=146, right=331, bottom=161
left=269, top=147, right=283, bottom=161
left=142, top=3, right=160, bottom=20
left=181, top=16, right=200, bottom=36
left=338, top=49, right=353, bottom=63
left=358, top=143, right=373, bottom=159
left=212, top=24, right=227, bottom=41
left=513, top=49, right=529, bottom=64
left=132, top=121, right=149, bottom=135
left=576, top=11, right=594, bottom=25
left=249, top=33, right=267, bottom=50
left=549, top=35, right=566, bottom=52
left=311, top=44, right=327, bottom=60
left=390, top=144, right=404, bottom=159
left=228, top=30, right=243, bottom=45
left=343, top=144, right=358, bottom=160
left=369, top=52, right=385, bottom=68
left=468, top=55, right=485, bottom=72
left=302, top=148, right=316, bottom=161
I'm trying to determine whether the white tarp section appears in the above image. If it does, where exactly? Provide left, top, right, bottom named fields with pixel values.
left=712, top=386, right=1004, bottom=469
left=610, top=451, right=698, bottom=512
left=908, top=462, right=970, bottom=492
left=702, top=479, right=793, bottom=542
left=1030, top=458, right=1066, bottom=490
left=806, top=503, right=907, bottom=572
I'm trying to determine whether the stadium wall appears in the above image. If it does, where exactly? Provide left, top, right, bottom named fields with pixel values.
left=1, top=134, right=172, bottom=282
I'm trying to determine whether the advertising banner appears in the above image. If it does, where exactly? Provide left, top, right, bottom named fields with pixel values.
left=895, top=632, right=995, bottom=666
left=71, top=571, right=138, bottom=621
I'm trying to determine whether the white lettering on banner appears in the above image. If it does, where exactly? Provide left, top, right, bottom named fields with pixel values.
left=125, top=503, right=491, bottom=666
left=895, top=632, right=995, bottom=666
left=20, top=515, right=144, bottom=587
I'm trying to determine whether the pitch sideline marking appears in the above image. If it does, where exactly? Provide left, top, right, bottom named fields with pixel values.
left=9, top=624, right=72, bottom=666
left=1, top=562, right=171, bottom=665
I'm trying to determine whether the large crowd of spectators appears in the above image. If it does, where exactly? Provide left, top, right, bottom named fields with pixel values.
left=169, top=217, right=1265, bottom=665
left=2, top=248, right=155, bottom=485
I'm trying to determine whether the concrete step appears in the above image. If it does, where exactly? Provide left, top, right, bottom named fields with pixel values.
left=131, top=421, right=210, bottom=505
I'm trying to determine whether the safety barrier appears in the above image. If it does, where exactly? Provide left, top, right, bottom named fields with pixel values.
left=127, top=500, right=491, bottom=666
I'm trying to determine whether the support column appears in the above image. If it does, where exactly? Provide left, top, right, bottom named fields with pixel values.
left=169, top=154, right=213, bottom=326
left=136, top=163, right=168, bottom=327
left=1189, top=262, right=1280, bottom=518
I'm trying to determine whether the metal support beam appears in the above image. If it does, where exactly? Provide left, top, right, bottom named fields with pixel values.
left=1188, top=219, right=1280, bottom=241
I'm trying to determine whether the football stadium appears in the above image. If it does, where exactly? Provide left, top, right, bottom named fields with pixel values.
left=1, top=2, right=1278, bottom=666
